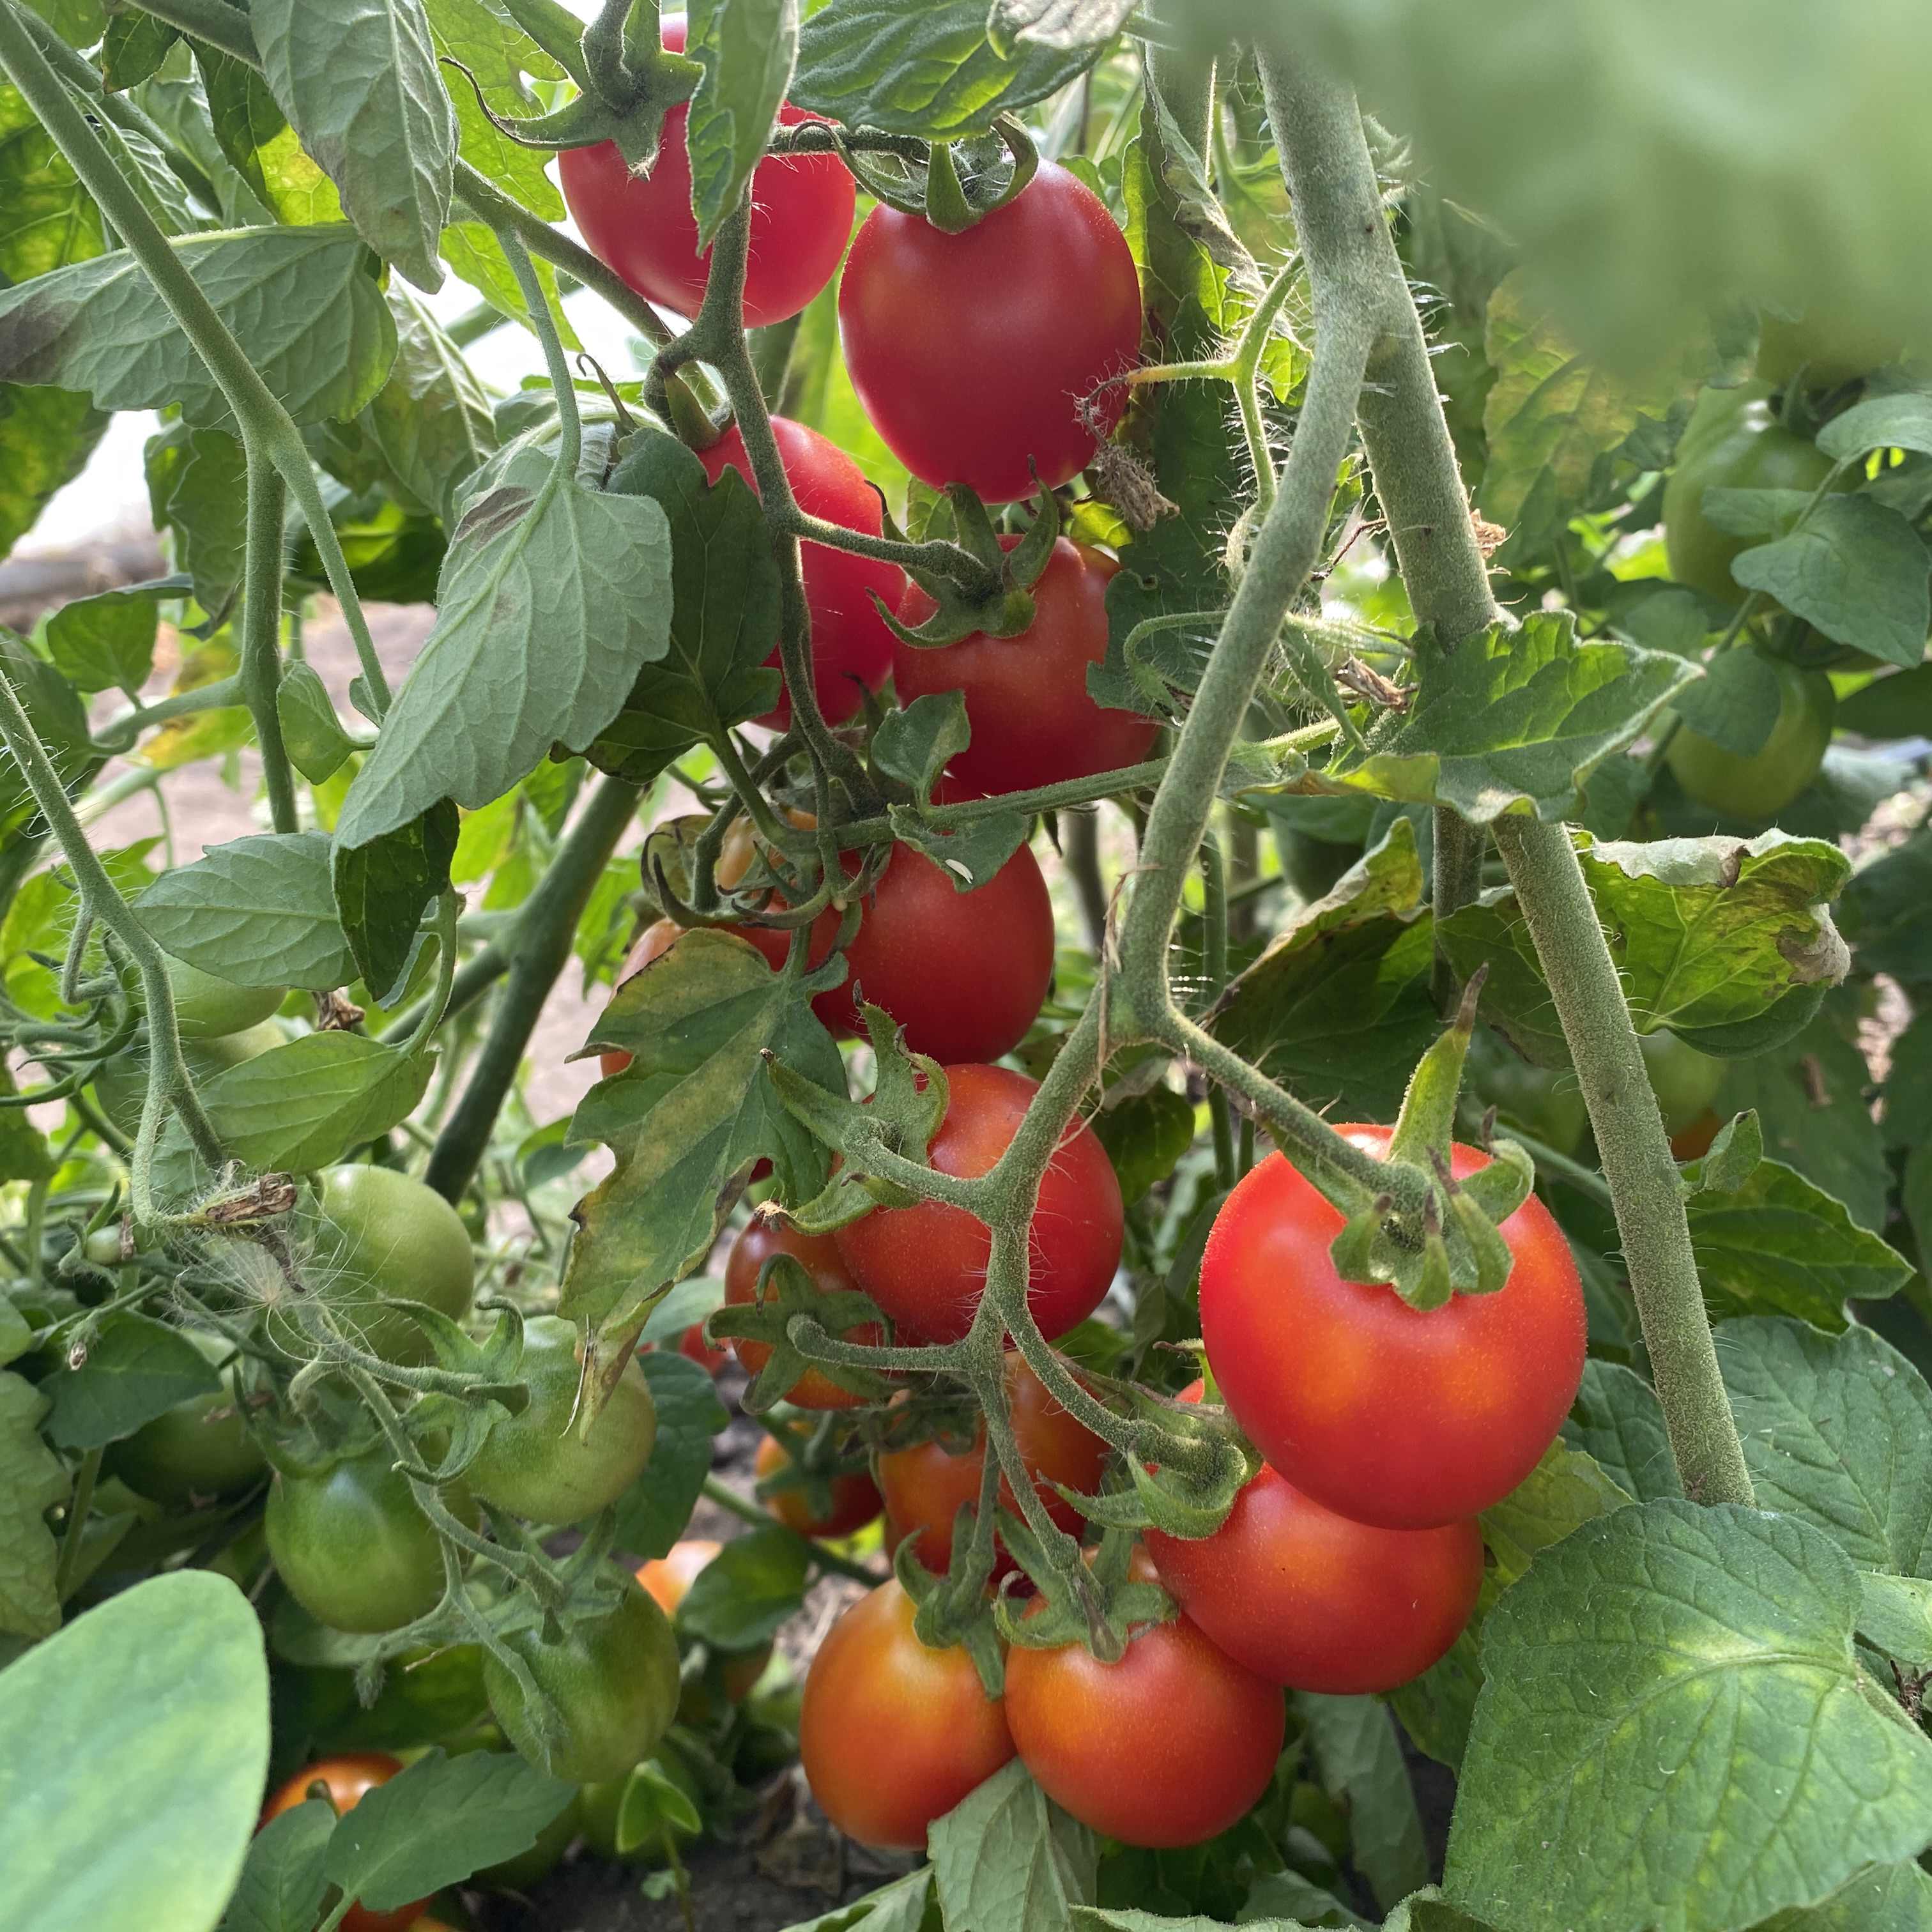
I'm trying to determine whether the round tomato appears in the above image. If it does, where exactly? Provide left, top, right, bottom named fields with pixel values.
left=1004, top=1606, right=1285, bottom=1848
left=1199, top=1127, right=1586, bottom=1530
left=698, top=418, right=902, bottom=729
left=467, top=1315, right=656, bottom=1524
left=637, top=1538, right=770, bottom=1706
left=723, top=1220, right=883, bottom=1409
left=1665, top=655, right=1836, bottom=819
left=834, top=1063, right=1124, bottom=1344
left=93, top=1015, right=283, bottom=1135
left=894, top=537, right=1158, bottom=798
left=261, top=1753, right=425, bottom=1932
left=675, top=1321, right=727, bottom=1373
left=1639, top=1030, right=1726, bottom=1135
left=754, top=1432, right=880, bottom=1538
left=877, top=1352, right=1107, bottom=1574
left=557, top=17, right=852, bottom=328
left=838, top=164, right=1142, bottom=502
left=1144, top=1384, right=1481, bottom=1694
left=162, top=954, right=285, bottom=1042
left=799, top=1578, right=1015, bottom=1849
left=308, top=1165, right=475, bottom=1366
left=484, top=1573, right=680, bottom=1783
left=1663, top=383, right=1843, bottom=604
left=107, top=1328, right=266, bottom=1506
left=266, top=1448, right=476, bottom=1634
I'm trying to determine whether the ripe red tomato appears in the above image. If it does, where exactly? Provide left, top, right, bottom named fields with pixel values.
left=696, top=418, right=903, bottom=729
left=755, top=1432, right=881, bottom=1538
left=838, top=163, right=1142, bottom=502
left=833, top=1063, right=1124, bottom=1344
left=1144, top=1383, right=1482, bottom=1693
left=603, top=836, right=1054, bottom=1069
left=1004, top=1606, right=1285, bottom=1847
left=723, top=1220, right=883, bottom=1409
left=877, top=1352, right=1107, bottom=1574
left=677, top=1321, right=727, bottom=1373
left=1199, top=1127, right=1586, bottom=1531
left=893, top=538, right=1158, bottom=798
left=261, top=1754, right=425, bottom=1932
left=557, top=17, right=853, bottom=328
left=799, top=1579, right=1015, bottom=1848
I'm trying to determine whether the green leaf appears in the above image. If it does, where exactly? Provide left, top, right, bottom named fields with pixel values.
left=872, top=690, right=971, bottom=802
left=986, top=1, right=1133, bottom=50
left=44, top=583, right=165, bottom=695
left=0, top=227, right=397, bottom=429
left=101, top=13, right=181, bottom=91
left=1857, top=1575, right=1932, bottom=1668
left=1840, top=830, right=1932, bottom=984
left=0, top=1572, right=270, bottom=1932
left=1837, top=664, right=1932, bottom=741
left=337, top=443, right=672, bottom=853
left=792, top=0, right=1101, bottom=137
left=1091, top=1084, right=1197, bottom=1209
left=1446, top=1501, right=1932, bottom=1932
left=1668, top=645, right=1787, bottom=757
left=1755, top=1863, right=1932, bottom=1932
left=781, top=1869, right=937, bottom=1932
left=562, top=928, right=845, bottom=1333
left=0, top=384, right=105, bottom=568
left=585, top=429, right=780, bottom=785
left=1717, top=1319, right=1932, bottom=1575
left=1439, top=831, right=1851, bottom=1068
left=219, top=1801, right=332, bottom=1932
left=20, top=0, right=103, bottom=47
left=1208, top=815, right=1439, bottom=1121
left=929, top=1759, right=1098, bottom=1931
left=145, top=422, right=248, bottom=615
left=1075, top=1916, right=1324, bottom=1932
left=0, top=632, right=98, bottom=850
left=0, top=77, right=105, bottom=281
left=1479, top=270, right=1692, bottom=561
left=612, top=1351, right=730, bottom=1562
left=0, top=1372, right=66, bottom=1640
left=1819, top=393, right=1932, bottom=464
left=1327, top=612, right=1698, bottom=824
left=254, top=0, right=456, bottom=291
left=322, top=1746, right=575, bottom=1910
left=1733, top=496, right=1931, bottom=668
left=363, top=285, right=497, bottom=522
left=40, top=1312, right=221, bottom=1452
left=687, top=0, right=798, bottom=249
left=677, top=1525, right=810, bottom=1649
left=1562, top=1360, right=1682, bottom=1503
left=1297, top=1695, right=1429, bottom=1912
left=194, top=42, right=346, bottom=227
left=0, top=1063, right=52, bottom=1184
left=332, top=801, right=457, bottom=1004
left=277, top=661, right=355, bottom=783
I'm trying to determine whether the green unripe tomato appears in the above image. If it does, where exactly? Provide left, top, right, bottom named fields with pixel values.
left=162, top=955, right=287, bottom=1042
left=484, top=1574, right=680, bottom=1784
left=106, top=1329, right=266, bottom=1506
left=92, top=1016, right=284, bottom=1135
left=1280, top=831, right=1363, bottom=903
left=309, top=1165, right=476, bottom=1365
left=1756, top=311, right=1898, bottom=391
left=1666, top=657, right=1836, bottom=820
left=1662, top=384, right=1843, bottom=605
left=265, top=1445, right=477, bottom=1634
left=1639, top=1031, right=1725, bottom=1135
left=467, top=1316, right=656, bottom=1525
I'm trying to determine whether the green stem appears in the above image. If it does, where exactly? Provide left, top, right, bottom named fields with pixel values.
left=1254, top=45, right=1753, bottom=1507
left=240, top=456, right=297, bottom=834
left=1063, top=809, right=1109, bottom=954
left=54, top=1447, right=103, bottom=1601
left=1199, top=831, right=1238, bottom=1190
left=424, top=777, right=641, bottom=1202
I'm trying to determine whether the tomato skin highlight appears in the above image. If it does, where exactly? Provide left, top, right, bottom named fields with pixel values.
left=696, top=418, right=902, bottom=729
left=1004, top=1608, right=1285, bottom=1848
left=833, top=1063, right=1124, bottom=1345
left=557, top=19, right=852, bottom=328
left=723, top=1220, right=883, bottom=1409
left=894, top=537, right=1158, bottom=799
left=799, top=1579, right=1015, bottom=1849
left=1200, top=1127, right=1586, bottom=1530
left=838, top=163, right=1142, bottom=502
left=261, top=1753, right=426, bottom=1932
left=1144, top=1384, right=1482, bottom=1693
left=755, top=1432, right=882, bottom=1538
left=877, top=1352, right=1108, bottom=1575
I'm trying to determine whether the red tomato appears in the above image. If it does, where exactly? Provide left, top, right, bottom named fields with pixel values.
left=260, top=1754, right=425, bottom=1932
left=557, top=17, right=853, bottom=328
left=1144, top=1384, right=1482, bottom=1693
left=1200, top=1128, right=1586, bottom=1530
left=833, top=1064, right=1123, bottom=1344
left=723, top=1220, right=884, bottom=1410
left=1004, top=1606, right=1285, bottom=1847
left=755, top=1432, right=881, bottom=1538
left=838, top=163, right=1142, bottom=502
left=800, top=1579, right=1015, bottom=1848
left=878, top=1352, right=1108, bottom=1575
left=696, top=418, right=903, bottom=729
left=893, top=538, right=1158, bottom=798
left=678, top=1321, right=727, bottom=1373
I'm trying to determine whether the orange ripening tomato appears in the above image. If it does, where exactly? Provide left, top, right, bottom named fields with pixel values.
left=723, top=1220, right=883, bottom=1409
left=260, top=1754, right=425, bottom=1932
left=755, top=1432, right=881, bottom=1539
left=637, top=1539, right=769, bottom=1703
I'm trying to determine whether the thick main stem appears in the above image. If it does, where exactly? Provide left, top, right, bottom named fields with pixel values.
left=240, top=456, right=297, bottom=834
left=1255, top=47, right=1752, bottom=1507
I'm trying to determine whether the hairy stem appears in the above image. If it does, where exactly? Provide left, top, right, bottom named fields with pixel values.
left=240, top=456, right=297, bottom=834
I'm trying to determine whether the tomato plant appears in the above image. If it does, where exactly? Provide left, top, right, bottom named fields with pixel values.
left=260, top=1754, right=427, bottom=1932
left=799, top=1579, right=1015, bottom=1850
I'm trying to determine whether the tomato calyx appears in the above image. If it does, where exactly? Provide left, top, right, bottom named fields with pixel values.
left=753, top=1414, right=876, bottom=1533
left=704, top=1244, right=894, bottom=1412
left=821, top=114, right=1039, bottom=236
left=993, top=1524, right=1172, bottom=1665
left=878, top=481, right=1061, bottom=649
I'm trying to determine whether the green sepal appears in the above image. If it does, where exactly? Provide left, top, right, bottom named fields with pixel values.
left=388, top=1304, right=531, bottom=1483
left=898, top=1515, right=1008, bottom=1699
left=879, top=483, right=1059, bottom=648
left=995, top=1522, right=1169, bottom=1660
left=701, top=1249, right=893, bottom=1412
left=1385, top=967, right=1483, bottom=1172
left=753, top=1415, right=874, bottom=1530
left=1685, top=1108, right=1763, bottom=1195
left=836, top=116, right=1039, bottom=232
left=1068, top=1432, right=1248, bottom=1539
